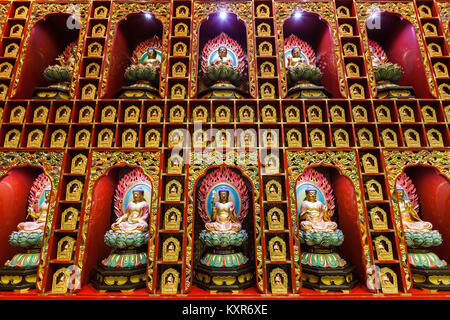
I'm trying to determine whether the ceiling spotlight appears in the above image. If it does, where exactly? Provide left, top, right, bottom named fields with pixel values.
left=219, top=10, right=228, bottom=20
left=293, top=10, right=303, bottom=19
left=144, top=12, right=152, bottom=19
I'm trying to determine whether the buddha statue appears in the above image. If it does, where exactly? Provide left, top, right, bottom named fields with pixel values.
left=200, top=32, right=246, bottom=99
left=286, top=47, right=308, bottom=69
left=299, top=188, right=338, bottom=233
left=92, top=169, right=153, bottom=291
left=17, top=189, right=50, bottom=233
left=284, top=35, right=326, bottom=98
left=120, top=37, right=162, bottom=99
left=111, top=187, right=149, bottom=233
left=205, top=189, right=241, bottom=233
left=35, top=42, right=77, bottom=99
left=396, top=188, right=432, bottom=233
left=211, top=46, right=234, bottom=67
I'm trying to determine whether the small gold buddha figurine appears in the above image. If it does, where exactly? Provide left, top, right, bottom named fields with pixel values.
left=299, top=188, right=337, bottom=232
left=396, top=188, right=432, bottom=232
left=141, top=48, right=161, bottom=69
left=111, top=187, right=149, bottom=233
left=205, top=189, right=241, bottom=233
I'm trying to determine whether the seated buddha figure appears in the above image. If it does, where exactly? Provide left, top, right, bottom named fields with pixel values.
left=111, top=187, right=149, bottom=233
left=211, top=46, right=234, bottom=67
left=141, top=48, right=161, bottom=70
left=17, top=189, right=50, bottom=233
left=396, top=188, right=432, bottom=233
left=286, top=47, right=308, bottom=69
left=299, top=188, right=338, bottom=233
left=205, top=189, right=241, bottom=233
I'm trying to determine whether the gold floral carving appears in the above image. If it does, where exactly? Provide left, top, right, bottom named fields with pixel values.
left=275, top=2, right=346, bottom=98
left=0, top=152, right=63, bottom=292
left=383, top=150, right=450, bottom=291
left=185, top=151, right=262, bottom=293
left=11, top=3, right=89, bottom=98
left=287, top=151, right=372, bottom=292
left=191, top=1, right=256, bottom=98
left=76, top=152, right=160, bottom=293
left=437, top=2, right=449, bottom=38
left=102, top=2, right=171, bottom=97
left=0, top=3, right=9, bottom=36
left=356, top=2, right=437, bottom=98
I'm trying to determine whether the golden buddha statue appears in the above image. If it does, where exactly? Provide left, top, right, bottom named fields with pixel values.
left=111, top=187, right=149, bottom=233
left=205, top=189, right=241, bottom=233
left=299, top=188, right=338, bottom=232
left=141, top=48, right=160, bottom=69
left=396, top=188, right=432, bottom=233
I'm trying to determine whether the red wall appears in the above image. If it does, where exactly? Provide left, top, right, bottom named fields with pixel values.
left=331, top=170, right=367, bottom=284
left=0, top=167, right=43, bottom=265
left=80, top=171, right=116, bottom=286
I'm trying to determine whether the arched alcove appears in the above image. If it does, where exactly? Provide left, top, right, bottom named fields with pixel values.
left=196, top=11, right=250, bottom=97
left=399, top=166, right=450, bottom=262
left=295, top=165, right=366, bottom=288
left=282, top=11, right=344, bottom=98
left=191, top=165, right=256, bottom=290
left=103, top=12, right=163, bottom=98
left=14, top=13, right=80, bottom=98
left=80, top=165, right=152, bottom=288
left=365, top=12, right=433, bottom=98
left=0, top=166, right=45, bottom=266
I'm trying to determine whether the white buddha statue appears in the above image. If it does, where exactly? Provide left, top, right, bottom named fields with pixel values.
left=205, top=189, right=241, bottom=233
left=17, top=189, right=50, bottom=233
left=396, top=188, right=433, bottom=233
left=299, top=188, right=338, bottom=232
left=111, top=187, right=149, bottom=233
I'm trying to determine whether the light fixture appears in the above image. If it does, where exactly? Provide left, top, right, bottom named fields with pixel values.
left=219, top=10, right=228, bottom=20
left=293, top=10, right=303, bottom=20
left=144, top=12, right=152, bottom=20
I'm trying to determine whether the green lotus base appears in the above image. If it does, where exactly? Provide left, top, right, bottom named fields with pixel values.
left=201, top=251, right=248, bottom=268
left=408, top=250, right=447, bottom=268
left=299, top=230, right=344, bottom=247
left=9, top=231, right=43, bottom=248
left=286, top=83, right=328, bottom=99
left=4, top=249, right=40, bottom=268
left=32, top=85, right=70, bottom=99
left=117, top=84, right=159, bottom=99
left=124, top=65, right=159, bottom=87
left=204, top=65, right=242, bottom=88
left=194, top=262, right=254, bottom=292
left=302, top=264, right=357, bottom=292
left=101, top=250, right=147, bottom=268
left=199, top=83, right=246, bottom=99
left=411, top=265, right=450, bottom=291
left=199, top=230, right=248, bottom=248
left=376, top=83, right=415, bottom=99
left=91, top=264, right=146, bottom=292
left=405, top=231, right=442, bottom=248
left=104, top=230, right=149, bottom=249
left=301, top=250, right=347, bottom=268
left=0, top=265, right=37, bottom=291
